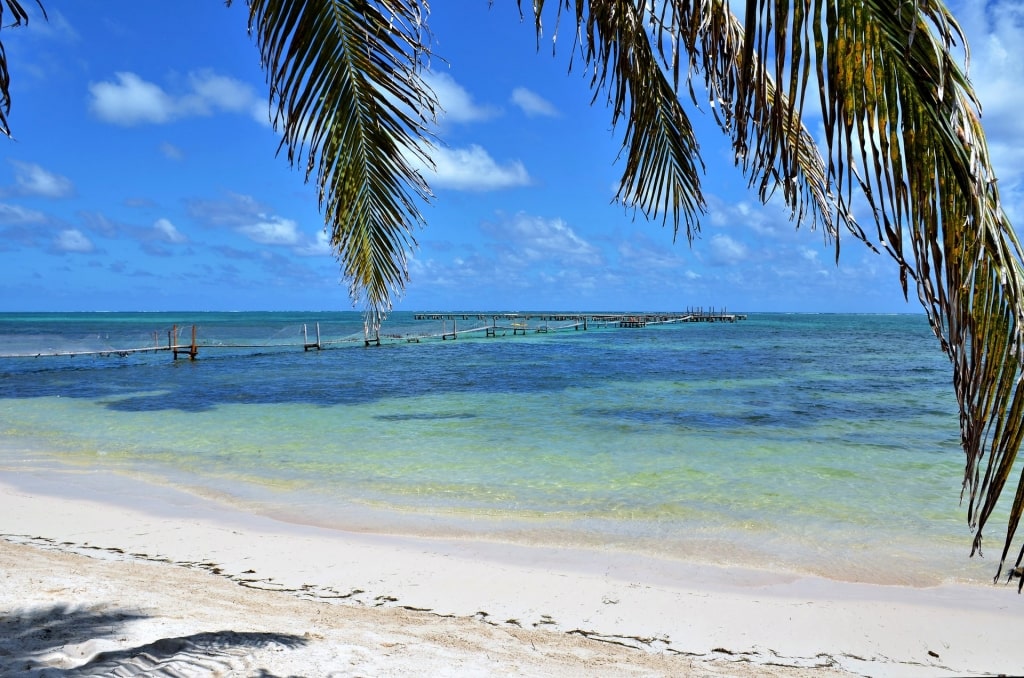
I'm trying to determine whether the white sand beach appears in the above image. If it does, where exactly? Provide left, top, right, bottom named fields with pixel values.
left=1, top=466, right=1022, bottom=677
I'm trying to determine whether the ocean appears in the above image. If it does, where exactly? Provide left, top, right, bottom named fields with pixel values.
left=0, top=311, right=1004, bottom=586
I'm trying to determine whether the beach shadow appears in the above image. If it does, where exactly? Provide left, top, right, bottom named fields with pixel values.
left=0, top=603, right=307, bottom=676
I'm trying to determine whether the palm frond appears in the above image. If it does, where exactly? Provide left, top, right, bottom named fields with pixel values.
left=694, top=0, right=1024, bottom=583
left=520, top=0, right=834, bottom=248
left=242, top=0, right=437, bottom=331
left=0, top=0, right=45, bottom=138
left=669, top=0, right=843, bottom=246
left=572, top=0, right=707, bottom=242
left=526, top=0, right=1024, bottom=584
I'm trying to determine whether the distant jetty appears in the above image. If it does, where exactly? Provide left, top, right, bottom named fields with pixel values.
left=0, top=308, right=745, bottom=361
left=413, top=309, right=744, bottom=337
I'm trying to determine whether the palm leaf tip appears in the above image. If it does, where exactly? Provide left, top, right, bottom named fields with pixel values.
left=0, top=0, right=47, bottom=138
left=245, top=0, right=437, bottom=322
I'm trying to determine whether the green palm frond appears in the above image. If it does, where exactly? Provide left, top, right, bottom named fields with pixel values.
left=520, top=0, right=835, bottom=245
left=241, top=0, right=437, bottom=332
left=0, top=0, right=45, bottom=138
left=569, top=0, right=709, bottom=242
left=522, top=0, right=1024, bottom=583
left=737, top=0, right=1024, bottom=585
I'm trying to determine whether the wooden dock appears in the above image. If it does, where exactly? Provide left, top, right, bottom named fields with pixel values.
left=0, top=309, right=745, bottom=361
left=414, top=309, right=745, bottom=332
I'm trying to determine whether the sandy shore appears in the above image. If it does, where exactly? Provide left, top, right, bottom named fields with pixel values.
left=1, top=467, right=1021, bottom=677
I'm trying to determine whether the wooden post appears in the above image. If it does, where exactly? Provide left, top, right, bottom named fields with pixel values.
left=442, top=317, right=458, bottom=340
left=305, top=322, right=323, bottom=351
left=189, top=324, right=198, bottom=360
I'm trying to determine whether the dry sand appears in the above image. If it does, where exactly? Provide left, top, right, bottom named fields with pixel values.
left=1, top=467, right=1021, bottom=677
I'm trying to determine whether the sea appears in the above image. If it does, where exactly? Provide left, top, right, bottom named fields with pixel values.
left=0, top=311, right=1010, bottom=586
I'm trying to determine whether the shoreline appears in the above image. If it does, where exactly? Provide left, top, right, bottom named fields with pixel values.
left=2, top=467, right=1022, bottom=676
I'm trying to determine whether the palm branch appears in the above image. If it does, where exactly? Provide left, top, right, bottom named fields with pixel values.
left=513, top=0, right=1024, bottom=586
left=707, top=0, right=1024, bottom=586
left=239, top=0, right=438, bottom=335
left=0, top=0, right=44, bottom=138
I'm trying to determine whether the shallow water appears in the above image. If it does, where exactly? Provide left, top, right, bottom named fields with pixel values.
left=0, top=311, right=1005, bottom=585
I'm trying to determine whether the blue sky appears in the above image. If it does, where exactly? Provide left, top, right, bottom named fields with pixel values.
left=1, top=2, right=1021, bottom=313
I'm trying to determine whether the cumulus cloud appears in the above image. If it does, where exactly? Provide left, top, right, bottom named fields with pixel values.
left=183, top=70, right=257, bottom=115
left=708, top=234, right=748, bottom=265
left=54, top=229, right=94, bottom=253
left=947, top=0, right=1024, bottom=223
left=187, top=192, right=265, bottom=227
left=188, top=192, right=333, bottom=256
left=89, top=72, right=175, bottom=125
left=510, top=87, right=558, bottom=118
left=617, top=233, right=687, bottom=270
left=707, top=196, right=787, bottom=237
left=424, top=144, right=530, bottom=191
left=482, top=212, right=602, bottom=265
left=238, top=216, right=302, bottom=246
left=423, top=71, right=498, bottom=123
left=294, top=229, right=332, bottom=257
left=89, top=70, right=262, bottom=126
left=0, top=203, right=47, bottom=224
left=10, top=161, right=73, bottom=198
left=153, top=218, right=187, bottom=244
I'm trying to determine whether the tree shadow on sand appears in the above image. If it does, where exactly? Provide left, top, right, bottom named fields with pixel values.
left=0, top=603, right=307, bottom=676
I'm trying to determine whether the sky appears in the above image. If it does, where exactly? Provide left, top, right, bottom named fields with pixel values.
left=1, top=1, right=1022, bottom=313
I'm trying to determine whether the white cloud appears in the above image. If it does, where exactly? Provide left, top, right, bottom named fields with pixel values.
left=708, top=196, right=787, bottom=237
left=708, top=234, right=748, bottom=265
left=89, top=70, right=262, bottom=126
left=482, top=212, right=602, bottom=265
left=947, top=1, right=1024, bottom=224
left=425, top=144, right=530, bottom=191
left=22, top=8, right=78, bottom=41
left=184, top=70, right=257, bottom=114
left=293, top=229, right=333, bottom=257
left=188, top=192, right=265, bottom=226
left=423, top=71, right=498, bottom=123
left=54, top=229, right=94, bottom=253
left=238, top=216, right=301, bottom=245
left=617, top=234, right=688, bottom=270
left=153, top=218, right=187, bottom=244
left=510, top=87, right=558, bottom=117
left=11, top=161, right=73, bottom=198
left=89, top=72, right=175, bottom=125
left=0, top=203, right=47, bottom=224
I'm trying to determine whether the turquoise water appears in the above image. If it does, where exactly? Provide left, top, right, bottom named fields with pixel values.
left=0, top=311, right=1005, bottom=585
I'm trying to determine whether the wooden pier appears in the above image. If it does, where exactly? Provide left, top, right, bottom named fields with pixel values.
left=0, top=308, right=745, bottom=362
left=413, top=309, right=744, bottom=336
left=171, top=324, right=199, bottom=360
